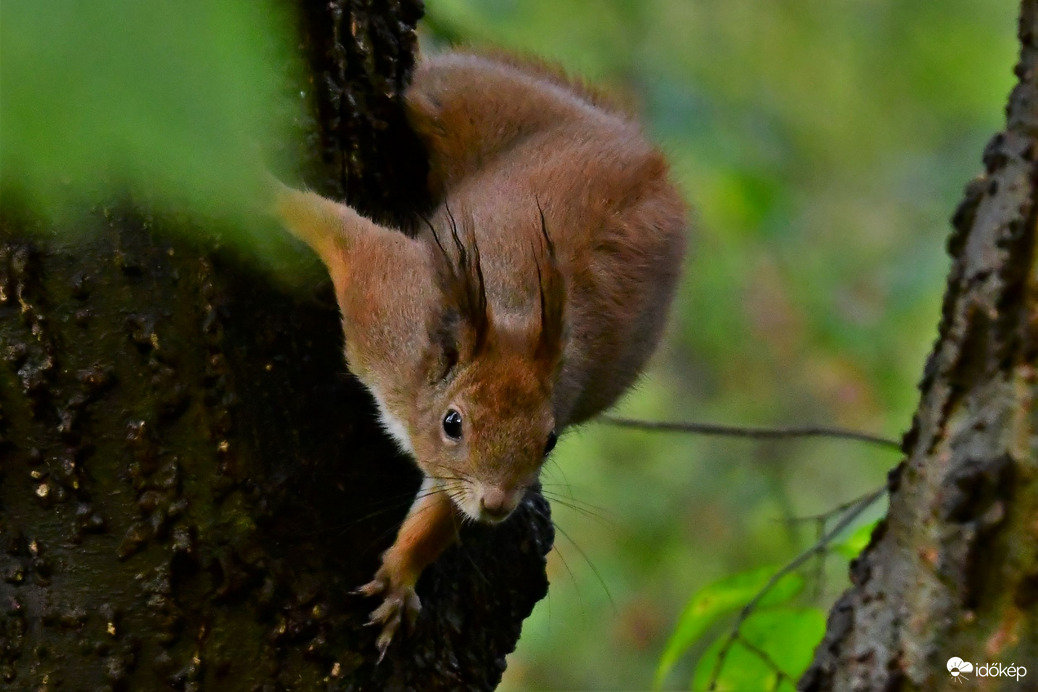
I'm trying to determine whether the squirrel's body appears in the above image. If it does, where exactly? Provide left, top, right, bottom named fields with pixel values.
left=410, top=52, right=686, bottom=425
left=275, top=51, right=686, bottom=655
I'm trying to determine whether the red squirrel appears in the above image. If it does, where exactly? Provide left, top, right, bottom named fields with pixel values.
left=274, top=51, right=687, bottom=656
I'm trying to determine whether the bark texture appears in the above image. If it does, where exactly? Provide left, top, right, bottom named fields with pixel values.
left=0, top=2, right=552, bottom=690
left=801, top=3, right=1038, bottom=690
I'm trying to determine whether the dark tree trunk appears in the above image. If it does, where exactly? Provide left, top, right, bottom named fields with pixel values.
left=801, top=2, right=1038, bottom=689
left=0, top=2, right=552, bottom=690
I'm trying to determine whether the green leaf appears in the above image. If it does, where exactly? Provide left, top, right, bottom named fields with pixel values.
left=691, top=607, right=826, bottom=691
left=691, top=633, right=787, bottom=692
left=654, top=565, right=804, bottom=690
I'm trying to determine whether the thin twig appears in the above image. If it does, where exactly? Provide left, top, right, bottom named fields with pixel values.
left=601, top=416, right=901, bottom=451
left=706, top=486, right=888, bottom=690
left=783, top=488, right=887, bottom=525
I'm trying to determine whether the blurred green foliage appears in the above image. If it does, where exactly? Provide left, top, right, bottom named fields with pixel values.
left=421, top=0, right=1017, bottom=689
left=0, top=1, right=299, bottom=233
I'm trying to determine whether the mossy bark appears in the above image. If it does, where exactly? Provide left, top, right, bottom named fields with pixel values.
left=801, top=2, right=1038, bottom=689
left=0, top=2, right=552, bottom=690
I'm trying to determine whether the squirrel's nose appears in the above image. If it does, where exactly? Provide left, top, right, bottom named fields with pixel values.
left=479, top=487, right=517, bottom=522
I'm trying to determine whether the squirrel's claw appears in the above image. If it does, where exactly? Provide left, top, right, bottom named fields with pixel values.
left=352, top=577, right=387, bottom=598
left=355, top=571, right=421, bottom=660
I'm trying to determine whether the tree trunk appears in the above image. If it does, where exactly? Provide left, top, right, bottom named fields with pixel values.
left=0, top=2, right=552, bottom=690
left=801, top=2, right=1038, bottom=689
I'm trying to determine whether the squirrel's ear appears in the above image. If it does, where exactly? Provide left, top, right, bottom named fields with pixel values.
left=425, top=307, right=466, bottom=384
left=533, top=204, right=566, bottom=376
left=422, top=208, right=492, bottom=382
left=271, top=181, right=350, bottom=267
left=271, top=181, right=392, bottom=298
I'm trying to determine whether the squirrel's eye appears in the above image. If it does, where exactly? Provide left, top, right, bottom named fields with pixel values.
left=443, top=409, right=463, bottom=439
left=543, top=429, right=558, bottom=457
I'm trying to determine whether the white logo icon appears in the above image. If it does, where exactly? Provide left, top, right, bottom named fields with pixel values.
left=948, top=657, right=974, bottom=683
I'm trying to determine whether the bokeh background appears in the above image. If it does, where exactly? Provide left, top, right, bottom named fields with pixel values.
left=1, top=1, right=1020, bottom=689
left=417, top=1, right=1018, bottom=689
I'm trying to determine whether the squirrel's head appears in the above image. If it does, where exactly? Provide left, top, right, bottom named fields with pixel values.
left=409, top=206, right=565, bottom=524
left=412, top=339, right=558, bottom=523
left=271, top=184, right=566, bottom=524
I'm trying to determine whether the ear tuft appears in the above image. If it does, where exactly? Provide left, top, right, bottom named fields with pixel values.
left=421, top=207, right=492, bottom=381
left=533, top=200, right=566, bottom=373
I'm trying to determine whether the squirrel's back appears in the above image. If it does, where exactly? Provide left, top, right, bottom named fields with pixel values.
left=406, top=51, right=688, bottom=426
left=406, top=51, right=632, bottom=196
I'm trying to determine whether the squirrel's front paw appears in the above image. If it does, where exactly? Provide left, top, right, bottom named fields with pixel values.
left=355, top=570, right=421, bottom=661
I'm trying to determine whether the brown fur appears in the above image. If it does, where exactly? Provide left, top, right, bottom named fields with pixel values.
left=274, top=50, right=687, bottom=655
